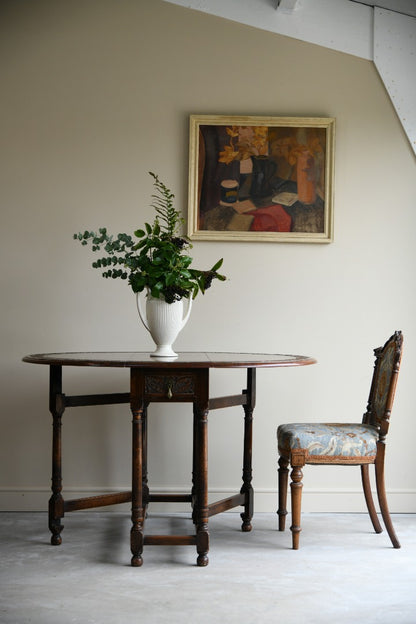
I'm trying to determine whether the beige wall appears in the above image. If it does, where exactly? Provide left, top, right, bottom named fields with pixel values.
left=1, top=0, right=415, bottom=513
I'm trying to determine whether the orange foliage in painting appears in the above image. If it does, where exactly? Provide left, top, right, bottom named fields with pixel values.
left=218, top=126, right=269, bottom=164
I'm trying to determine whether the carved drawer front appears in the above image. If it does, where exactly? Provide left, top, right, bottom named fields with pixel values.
left=145, top=374, right=196, bottom=400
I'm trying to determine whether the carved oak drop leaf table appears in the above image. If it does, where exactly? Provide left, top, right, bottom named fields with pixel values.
left=22, top=351, right=316, bottom=567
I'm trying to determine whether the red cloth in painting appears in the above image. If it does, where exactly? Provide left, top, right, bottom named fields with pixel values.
left=248, top=204, right=292, bottom=232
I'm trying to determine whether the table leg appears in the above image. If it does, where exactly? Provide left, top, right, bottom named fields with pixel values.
left=48, top=365, right=65, bottom=545
left=130, top=369, right=145, bottom=567
left=142, top=402, right=149, bottom=506
left=194, top=403, right=209, bottom=566
left=191, top=409, right=197, bottom=525
left=240, top=368, right=256, bottom=532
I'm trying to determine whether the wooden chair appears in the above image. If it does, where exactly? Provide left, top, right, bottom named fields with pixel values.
left=277, top=331, right=403, bottom=549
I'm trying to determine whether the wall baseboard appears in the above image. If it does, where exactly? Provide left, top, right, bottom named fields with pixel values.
left=1, top=487, right=415, bottom=513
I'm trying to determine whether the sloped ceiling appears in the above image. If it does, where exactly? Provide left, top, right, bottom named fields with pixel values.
left=350, top=0, right=416, bottom=17
left=163, top=0, right=416, bottom=156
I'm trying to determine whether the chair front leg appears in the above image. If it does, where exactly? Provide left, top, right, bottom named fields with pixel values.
left=290, top=465, right=303, bottom=549
left=277, top=455, right=289, bottom=531
left=289, top=449, right=306, bottom=550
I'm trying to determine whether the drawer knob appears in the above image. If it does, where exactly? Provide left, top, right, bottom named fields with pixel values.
left=167, top=383, right=173, bottom=400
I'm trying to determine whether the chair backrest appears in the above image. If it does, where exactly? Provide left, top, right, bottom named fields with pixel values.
left=362, top=331, right=403, bottom=439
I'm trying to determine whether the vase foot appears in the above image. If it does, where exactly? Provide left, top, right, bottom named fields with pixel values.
left=151, top=346, right=178, bottom=358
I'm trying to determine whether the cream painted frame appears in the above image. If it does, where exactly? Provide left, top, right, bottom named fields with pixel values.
left=187, top=115, right=335, bottom=243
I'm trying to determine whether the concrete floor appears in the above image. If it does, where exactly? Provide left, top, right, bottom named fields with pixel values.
left=0, top=511, right=415, bottom=624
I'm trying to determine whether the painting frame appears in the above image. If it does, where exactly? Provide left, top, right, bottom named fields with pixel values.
left=187, top=114, right=335, bottom=243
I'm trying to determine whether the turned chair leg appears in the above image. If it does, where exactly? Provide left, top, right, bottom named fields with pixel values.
left=290, top=465, right=303, bottom=550
left=375, top=444, right=401, bottom=548
left=277, top=455, right=289, bottom=531
left=361, top=464, right=383, bottom=534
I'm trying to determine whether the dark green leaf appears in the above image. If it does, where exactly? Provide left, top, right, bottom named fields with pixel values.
left=211, top=258, right=224, bottom=272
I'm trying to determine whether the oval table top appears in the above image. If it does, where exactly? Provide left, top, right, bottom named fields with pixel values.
left=22, top=351, right=317, bottom=369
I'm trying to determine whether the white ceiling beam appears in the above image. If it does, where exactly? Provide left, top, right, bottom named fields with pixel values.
left=351, top=1, right=416, bottom=18
left=373, top=8, right=416, bottom=155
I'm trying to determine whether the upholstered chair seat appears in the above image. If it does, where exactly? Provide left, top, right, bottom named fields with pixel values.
left=277, top=331, right=403, bottom=550
left=277, top=423, right=379, bottom=464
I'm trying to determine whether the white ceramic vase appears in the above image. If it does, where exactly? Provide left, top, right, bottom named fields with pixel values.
left=136, top=290, right=192, bottom=358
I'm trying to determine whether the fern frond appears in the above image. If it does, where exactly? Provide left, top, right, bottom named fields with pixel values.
left=148, top=171, right=181, bottom=236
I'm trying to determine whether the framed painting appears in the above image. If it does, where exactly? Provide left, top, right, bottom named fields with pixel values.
left=187, top=115, right=335, bottom=243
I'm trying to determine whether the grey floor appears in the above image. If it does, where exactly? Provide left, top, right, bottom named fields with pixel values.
left=1, top=511, right=415, bottom=624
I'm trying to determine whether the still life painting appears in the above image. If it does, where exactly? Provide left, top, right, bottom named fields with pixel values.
left=188, top=115, right=335, bottom=243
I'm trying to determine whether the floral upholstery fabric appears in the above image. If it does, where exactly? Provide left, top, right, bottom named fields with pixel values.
left=277, top=423, right=379, bottom=461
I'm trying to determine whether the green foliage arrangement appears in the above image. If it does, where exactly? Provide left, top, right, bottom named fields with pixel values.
left=74, top=172, right=225, bottom=303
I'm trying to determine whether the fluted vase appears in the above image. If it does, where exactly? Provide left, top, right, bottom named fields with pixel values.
left=136, top=290, right=192, bottom=358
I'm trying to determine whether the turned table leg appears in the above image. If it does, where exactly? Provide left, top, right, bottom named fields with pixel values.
left=48, top=365, right=65, bottom=545
left=194, top=403, right=209, bottom=566
left=130, top=369, right=145, bottom=567
left=194, top=369, right=210, bottom=567
left=240, top=368, right=256, bottom=532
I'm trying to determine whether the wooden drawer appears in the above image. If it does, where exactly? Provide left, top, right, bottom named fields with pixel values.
left=144, top=374, right=196, bottom=401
